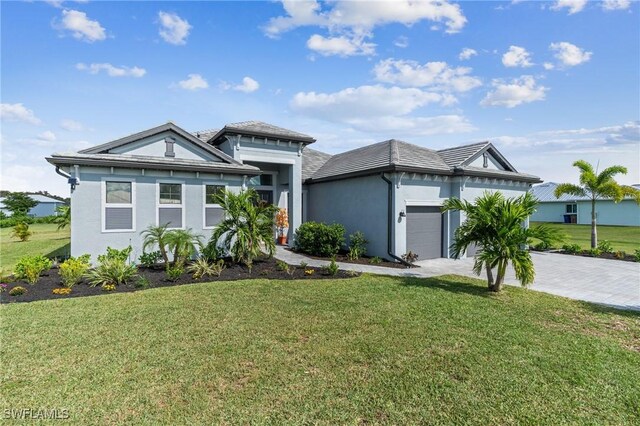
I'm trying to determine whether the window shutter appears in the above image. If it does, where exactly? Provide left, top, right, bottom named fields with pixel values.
left=105, top=207, right=133, bottom=230
left=159, top=208, right=182, bottom=228
left=205, top=207, right=224, bottom=228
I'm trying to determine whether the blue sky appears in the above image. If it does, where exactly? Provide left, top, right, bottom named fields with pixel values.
left=1, top=0, right=639, bottom=196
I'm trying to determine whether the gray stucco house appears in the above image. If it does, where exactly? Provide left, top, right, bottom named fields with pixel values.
left=0, top=194, right=65, bottom=217
left=47, top=120, right=541, bottom=263
left=530, top=182, right=640, bottom=227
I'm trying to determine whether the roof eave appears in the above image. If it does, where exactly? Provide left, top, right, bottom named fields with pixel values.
left=207, top=127, right=316, bottom=146
left=453, top=166, right=542, bottom=183
left=46, top=155, right=261, bottom=176
left=306, top=165, right=453, bottom=184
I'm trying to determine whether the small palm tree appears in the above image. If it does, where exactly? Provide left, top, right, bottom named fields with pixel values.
left=210, top=188, right=278, bottom=271
left=554, top=160, right=640, bottom=248
left=443, top=191, right=562, bottom=292
left=166, top=228, right=204, bottom=267
left=141, top=224, right=171, bottom=265
left=54, top=205, right=71, bottom=230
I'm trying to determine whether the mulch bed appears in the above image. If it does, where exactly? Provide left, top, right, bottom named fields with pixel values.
left=286, top=248, right=413, bottom=269
left=0, top=257, right=359, bottom=304
left=531, top=249, right=638, bottom=263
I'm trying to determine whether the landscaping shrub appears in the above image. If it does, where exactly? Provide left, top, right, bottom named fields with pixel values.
left=323, top=257, right=339, bottom=276
left=613, top=251, right=626, bottom=260
left=86, top=252, right=137, bottom=288
left=587, top=248, right=602, bottom=257
left=347, top=231, right=368, bottom=260
left=97, top=246, right=132, bottom=263
left=187, top=258, right=225, bottom=280
left=102, top=284, right=116, bottom=292
left=304, top=269, right=314, bottom=276
left=52, top=288, right=72, bottom=295
left=294, top=221, right=345, bottom=257
left=139, top=251, right=161, bottom=268
left=59, top=254, right=91, bottom=288
left=166, top=229, right=203, bottom=267
left=9, top=286, right=27, bottom=296
left=0, top=215, right=33, bottom=228
left=298, top=261, right=308, bottom=270
left=14, top=255, right=53, bottom=284
left=597, top=240, right=613, bottom=253
left=369, top=256, right=382, bottom=265
left=635, top=249, right=640, bottom=262
left=201, top=241, right=225, bottom=262
left=402, top=251, right=419, bottom=264
left=11, top=222, right=32, bottom=242
left=134, top=276, right=152, bottom=289
left=562, top=244, right=582, bottom=254
left=165, top=266, right=184, bottom=282
left=533, top=241, right=551, bottom=251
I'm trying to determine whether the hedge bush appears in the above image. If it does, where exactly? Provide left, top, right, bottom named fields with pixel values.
left=294, top=221, right=345, bottom=257
left=0, top=215, right=58, bottom=228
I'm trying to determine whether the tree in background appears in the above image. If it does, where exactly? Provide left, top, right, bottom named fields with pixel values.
left=54, top=205, right=71, bottom=230
left=554, top=160, right=640, bottom=248
left=2, top=192, right=37, bottom=216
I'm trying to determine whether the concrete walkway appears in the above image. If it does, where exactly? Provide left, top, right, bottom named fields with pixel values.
left=275, top=247, right=640, bottom=311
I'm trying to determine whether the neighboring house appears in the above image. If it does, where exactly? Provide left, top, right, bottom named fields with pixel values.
left=530, top=182, right=640, bottom=227
left=47, top=121, right=541, bottom=263
left=0, top=194, right=65, bottom=217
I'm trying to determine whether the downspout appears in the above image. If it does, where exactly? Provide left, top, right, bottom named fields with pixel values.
left=55, top=166, right=71, bottom=179
left=381, top=173, right=412, bottom=266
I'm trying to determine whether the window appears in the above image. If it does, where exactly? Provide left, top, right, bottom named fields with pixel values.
left=247, top=174, right=272, bottom=186
left=103, top=180, right=134, bottom=232
left=566, top=204, right=577, bottom=214
left=159, top=183, right=182, bottom=204
left=157, top=182, right=184, bottom=229
left=203, top=184, right=226, bottom=229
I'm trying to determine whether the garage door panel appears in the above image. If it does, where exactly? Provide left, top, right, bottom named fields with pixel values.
left=406, top=206, right=442, bottom=260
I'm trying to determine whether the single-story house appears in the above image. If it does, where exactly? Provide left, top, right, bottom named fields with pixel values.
left=46, top=121, right=541, bottom=263
left=0, top=194, right=66, bottom=217
left=530, top=182, right=640, bottom=227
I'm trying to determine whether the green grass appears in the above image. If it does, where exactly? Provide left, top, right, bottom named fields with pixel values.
left=532, top=221, right=640, bottom=252
left=1, top=275, right=638, bottom=424
left=0, top=223, right=70, bottom=272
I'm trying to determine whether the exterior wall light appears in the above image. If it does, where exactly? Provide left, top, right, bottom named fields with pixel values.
left=399, top=210, right=406, bottom=218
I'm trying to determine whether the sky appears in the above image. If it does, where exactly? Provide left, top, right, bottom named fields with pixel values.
left=1, top=0, right=639, bottom=197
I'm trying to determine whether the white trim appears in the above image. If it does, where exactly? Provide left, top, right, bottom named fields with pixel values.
left=101, top=177, right=136, bottom=233
left=301, top=189, right=308, bottom=223
left=404, top=199, right=444, bottom=207
left=156, top=179, right=186, bottom=229
left=240, top=153, right=296, bottom=165
left=202, top=181, right=228, bottom=230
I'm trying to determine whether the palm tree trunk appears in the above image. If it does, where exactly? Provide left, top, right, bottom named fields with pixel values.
left=485, top=262, right=494, bottom=289
left=590, top=197, right=597, bottom=249
left=491, top=259, right=507, bottom=292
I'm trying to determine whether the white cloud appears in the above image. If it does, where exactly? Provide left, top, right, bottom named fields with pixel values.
left=602, top=0, right=631, bottom=10
left=56, top=9, right=106, bottom=42
left=175, top=74, right=209, bottom=91
left=265, top=0, right=467, bottom=36
left=76, top=63, right=146, bottom=77
left=502, top=45, right=533, bottom=68
left=550, top=0, right=587, bottom=14
left=348, top=114, right=476, bottom=136
left=233, top=76, right=260, bottom=93
left=0, top=103, right=42, bottom=125
left=158, top=11, right=191, bottom=45
left=37, top=130, right=57, bottom=142
left=549, top=42, right=592, bottom=67
left=543, top=62, right=555, bottom=70
left=306, top=34, right=375, bottom=57
left=373, top=59, right=482, bottom=94
left=394, top=36, right=409, bottom=48
left=481, top=75, right=547, bottom=108
left=60, top=119, right=84, bottom=132
left=459, top=48, right=477, bottom=60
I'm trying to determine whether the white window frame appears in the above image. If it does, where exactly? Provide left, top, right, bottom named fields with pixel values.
left=101, top=177, right=136, bottom=233
left=566, top=203, right=577, bottom=214
left=156, top=180, right=186, bottom=230
left=202, top=182, right=228, bottom=230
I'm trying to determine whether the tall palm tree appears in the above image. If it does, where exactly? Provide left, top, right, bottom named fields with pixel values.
left=54, top=205, right=71, bottom=230
left=210, top=188, right=278, bottom=272
left=554, top=160, right=640, bottom=248
left=443, top=191, right=562, bottom=292
left=141, top=224, right=171, bottom=265
left=166, top=228, right=203, bottom=267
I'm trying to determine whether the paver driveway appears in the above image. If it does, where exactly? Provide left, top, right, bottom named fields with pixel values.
left=418, top=252, right=640, bottom=310
left=276, top=247, right=640, bottom=311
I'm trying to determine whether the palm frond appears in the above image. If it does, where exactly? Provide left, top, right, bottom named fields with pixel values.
left=554, top=183, right=586, bottom=199
left=596, top=165, right=627, bottom=187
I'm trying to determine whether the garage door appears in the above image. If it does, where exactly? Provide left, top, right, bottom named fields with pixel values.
left=406, top=206, right=442, bottom=260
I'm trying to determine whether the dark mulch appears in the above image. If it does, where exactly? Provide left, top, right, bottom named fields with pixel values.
left=531, top=248, right=638, bottom=263
left=0, top=257, right=359, bottom=304
left=286, top=248, right=414, bottom=269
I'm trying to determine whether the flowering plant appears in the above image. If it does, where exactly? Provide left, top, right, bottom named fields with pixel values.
left=0, top=283, right=8, bottom=293
left=52, top=288, right=72, bottom=295
left=275, top=208, right=289, bottom=237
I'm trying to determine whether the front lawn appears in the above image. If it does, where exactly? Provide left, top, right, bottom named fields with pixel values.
left=532, top=221, right=640, bottom=252
left=1, top=275, right=638, bottom=424
left=0, top=223, right=70, bottom=272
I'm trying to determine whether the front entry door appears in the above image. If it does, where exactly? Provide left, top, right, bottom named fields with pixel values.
left=256, top=190, right=273, bottom=205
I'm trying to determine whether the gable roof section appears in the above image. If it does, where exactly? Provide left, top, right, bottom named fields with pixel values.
left=438, top=141, right=517, bottom=172
left=309, top=139, right=451, bottom=182
left=79, top=122, right=242, bottom=166
left=206, top=120, right=316, bottom=145
left=302, top=148, right=332, bottom=181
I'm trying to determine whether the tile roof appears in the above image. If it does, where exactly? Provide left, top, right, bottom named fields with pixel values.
left=302, top=148, right=332, bottom=181
left=192, top=129, right=219, bottom=142
left=205, top=120, right=316, bottom=144
left=437, top=141, right=490, bottom=167
left=309, top=139, right=451, bottom=181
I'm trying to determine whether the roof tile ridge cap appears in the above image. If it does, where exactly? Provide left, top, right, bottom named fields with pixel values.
left=438, top=140, right=490, bottom=152
left=390, top=139, right=400, bottom=165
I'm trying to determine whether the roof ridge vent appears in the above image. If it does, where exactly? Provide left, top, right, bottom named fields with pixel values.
left=390, top=139, right=400, bottom=165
